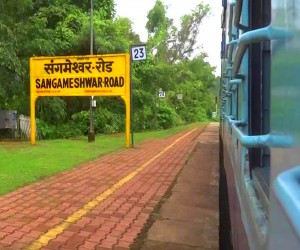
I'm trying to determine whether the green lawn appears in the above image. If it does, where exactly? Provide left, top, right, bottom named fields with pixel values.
left=0, top=122, right=206, bottom=195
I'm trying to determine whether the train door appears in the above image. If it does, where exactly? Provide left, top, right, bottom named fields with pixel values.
left=267, top=0, right=300, bottom=249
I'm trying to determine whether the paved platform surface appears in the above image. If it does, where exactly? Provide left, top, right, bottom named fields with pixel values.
left=0, top=123, right=219, bottom=250
left=138, top=123, right=219, bottom=250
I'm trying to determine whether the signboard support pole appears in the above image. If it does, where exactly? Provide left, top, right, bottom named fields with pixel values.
left=130, top=47, right=134, bottom=148
left=88, top=0, right=95, bottom=142
left=30, top=96, right=37, bottom=145
left=124, top=96, right=131, bottom=148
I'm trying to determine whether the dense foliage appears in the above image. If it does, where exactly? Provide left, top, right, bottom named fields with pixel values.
left=0, top=0, right=218, bottom=139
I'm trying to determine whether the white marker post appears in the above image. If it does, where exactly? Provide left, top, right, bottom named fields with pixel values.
left=130, top=44, right=147, bottom=147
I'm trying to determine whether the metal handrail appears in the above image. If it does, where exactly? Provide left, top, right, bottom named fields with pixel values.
left=234, top=0, right=248, bottom=30
left=228, top=1, right=236, bottom=41
left=224, top=115, right=246, bottom=127
left=232, top=26, right=293, bottom=77
left=229, top=79, right=242, bottom=85
left=227, top=39, right=238, bottom=62
left=231, top=122, right=293, bottom=148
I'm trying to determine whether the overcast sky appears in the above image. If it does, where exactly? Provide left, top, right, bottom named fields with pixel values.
left=114, top=0, right=222, bottom=75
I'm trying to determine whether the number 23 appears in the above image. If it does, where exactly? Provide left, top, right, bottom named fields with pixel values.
left=133, top=48, right=145, bottom=59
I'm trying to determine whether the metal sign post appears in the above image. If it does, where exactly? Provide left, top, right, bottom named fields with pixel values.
left=130, top=44, right=146, bottom=148
left=88, top=0, right=95, bottom=142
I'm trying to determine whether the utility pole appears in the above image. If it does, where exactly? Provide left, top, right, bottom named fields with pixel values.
left=88, top=0, right=95, bottom=142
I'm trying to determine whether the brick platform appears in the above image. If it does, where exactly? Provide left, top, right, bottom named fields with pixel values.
left=139, top=123, right=219, bottom=250
left=0, top=124, right=218, bottom=250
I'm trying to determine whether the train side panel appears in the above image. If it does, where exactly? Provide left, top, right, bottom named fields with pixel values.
left=220, top=0, right=300, bottom=249
left=267, top=1, right=300, bottom=249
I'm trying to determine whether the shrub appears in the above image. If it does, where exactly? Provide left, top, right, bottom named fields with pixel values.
left=36, top=119, right=83, bottom=139
left=94, top=108, right=125, bottom=134
left=71, top=111, right=89, bottom=134
left=133, top=106, right=154, bottom=131
left=36, top=119, right=56, bottom=139
left=157, top=103, right=177, bottom=129
left=53, top=123, right=82, bottom=139
left=196, top=106, right=209, bottom=121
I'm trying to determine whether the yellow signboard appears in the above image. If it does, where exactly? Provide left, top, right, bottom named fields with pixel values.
left=30, top=54, right=131, bottom=147
left=30, top=54, right=129, bottom=96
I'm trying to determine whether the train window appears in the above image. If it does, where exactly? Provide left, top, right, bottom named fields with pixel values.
left=221, top=5, right=226, bottom=29
left=221, top=30, right=226, bottom=59
left=249, top=0, right=271, bottom=198
left=222, top=0, right=227, bottom=8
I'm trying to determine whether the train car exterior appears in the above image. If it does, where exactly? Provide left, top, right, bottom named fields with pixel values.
left=219, top=0, right=300, bottom=249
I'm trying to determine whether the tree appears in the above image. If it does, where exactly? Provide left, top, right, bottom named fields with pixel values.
left=0, top=0, right=217, bottom=138
left=168, top=3, right=210, bottom=62
left=146, top=0, right=171, bottom=62
left=129, top=0, right=215, bottom=130
left=0, top=0, right=33, bottom=110
left=0, top=0, right=138, bottom=116
left=145, top=1, right=210, bottom=63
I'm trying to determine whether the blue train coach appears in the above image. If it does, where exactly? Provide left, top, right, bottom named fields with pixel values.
left=219, top=0, right=300, bottom=249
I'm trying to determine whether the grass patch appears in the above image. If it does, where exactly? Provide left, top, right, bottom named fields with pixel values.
left=0, top=122, right=206, bottom=195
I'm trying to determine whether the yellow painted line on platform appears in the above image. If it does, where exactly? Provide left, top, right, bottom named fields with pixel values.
left=27, top=128, right=197, bottom=250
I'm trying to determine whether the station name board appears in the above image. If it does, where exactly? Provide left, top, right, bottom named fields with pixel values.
left=29, top=54, right=131, bottom=147
left=30, top=54, right=129, bottom=96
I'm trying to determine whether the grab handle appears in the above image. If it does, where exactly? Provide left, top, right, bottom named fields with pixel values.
left=234, top=0, right=247, bottom=30
left=232, top=26, right=293, bottom=76
left=231, top=122, right=293, bottom=148
left=273, top=166, right=300, bottom=237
